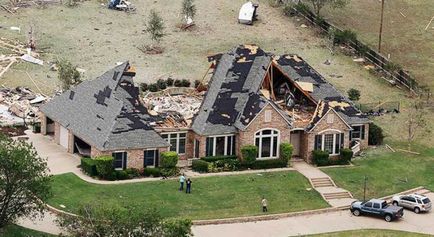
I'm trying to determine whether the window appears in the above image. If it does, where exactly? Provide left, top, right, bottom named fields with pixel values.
left=314, top=132, right=344, bottom=155
left=144, top=149, right=158, bottom=167
left=373, top=203, right=380, bottom=209
left=264, top=110, right=272, bottom=122
left=112, top=151, right=127, bottom=170
left=350, top=125, right=365, bottom=140
left=408, top=197, right=416, bottom=203
left=365, top=202, right=372, bottom=208
left=423, top=198, right=431, bottom=204
left=255, top=129, right=280, bottom=159
left=205, top=135, right=236, bottom=157
left=161, top=132, right=186, bottom=154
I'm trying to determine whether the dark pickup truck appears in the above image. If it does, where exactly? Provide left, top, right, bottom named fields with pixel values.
left=350, top=199, right=404, bottom=222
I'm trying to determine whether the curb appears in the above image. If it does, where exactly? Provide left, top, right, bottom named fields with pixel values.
left=45, top=204, right=78, bottom=217
left=192, top=207, right=343, bottom=226
left=381, top=186, right=428, bottom=202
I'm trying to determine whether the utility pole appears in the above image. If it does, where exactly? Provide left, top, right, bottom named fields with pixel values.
left=378, top=0, right=385, bottom=53
left=363, top=176, right=368, bottom=202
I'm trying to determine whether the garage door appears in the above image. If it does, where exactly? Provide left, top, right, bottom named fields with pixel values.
left=59, top=125, right=69, bottom=149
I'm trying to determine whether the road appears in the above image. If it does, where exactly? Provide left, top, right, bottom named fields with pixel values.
left=193, top=193, right=434, bottom=237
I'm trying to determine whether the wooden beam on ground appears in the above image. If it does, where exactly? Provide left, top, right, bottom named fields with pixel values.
left=0, top=60, right=15, bottom=78
left=385, top=144, right=395, bottom=152
left=1, top=5, right=14, bottom=14
left=397, top=149, right=420, bottom=155
left=25, top=71, right=46, bottom=96
left=425, top=16, right=434, bottom=31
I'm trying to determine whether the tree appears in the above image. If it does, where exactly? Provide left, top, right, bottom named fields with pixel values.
left=146, top=10, right=165, bottom=44
left=0, top=135, right=51, bottom=228
left=304, top=0, right=349, bottom=16
left=406, top=99, right=430, bottom=151
left=58, top=59, right=81, bottom=91
left=347, top=88, right=361, bottom=101
left=58, top=204, right=192, bottom=237
left=181, top=0, right=196, bottom=24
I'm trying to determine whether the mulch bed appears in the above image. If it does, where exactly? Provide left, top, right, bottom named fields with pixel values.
left=0, top=125, right=27, bottom=137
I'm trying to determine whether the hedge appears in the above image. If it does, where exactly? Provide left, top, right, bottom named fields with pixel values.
left=142, top=167, right=161, bottom=177
left=280, top=143, right=293, bottom=161
left=369, top=123, right=385, bottom=145
left=312, top=150, right=329, bottom=166
left=160, top=151, right=179, bottom=168
left=201, top=155, right=237, bottom=163
left=340, top=148, right=353, bottom=164
left=192, top=160, right=209, bottom=173
left=241, top=145, right=258, bottom=164
left=95, top=156, right=114, bottom=179
left=81, top=158, right=97, bottom=176
left=248, top=158, right=288, bottom=169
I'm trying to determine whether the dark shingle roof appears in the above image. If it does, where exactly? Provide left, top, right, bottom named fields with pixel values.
left=274, top=55, right=370, bottom=125
left=40, top=62, right=169, bottom=151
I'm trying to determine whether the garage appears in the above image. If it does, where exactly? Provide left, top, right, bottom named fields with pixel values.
left=59, top=125, right=69, bottom=149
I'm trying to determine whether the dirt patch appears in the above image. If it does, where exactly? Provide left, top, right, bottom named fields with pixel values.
left=0, top=125, right=27, bottom=137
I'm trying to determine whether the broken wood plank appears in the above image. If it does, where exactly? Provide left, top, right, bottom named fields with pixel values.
left=25, top=71, right=46, bottom=96
left=397, top=149, right=420, bottom=155
left=1, top=5, right=14, bottom=14
left=425, top=16, right=434, bottom=31
left=0, top=60, right=15, bottom=78
left=385, top=144, right=395, bottom=152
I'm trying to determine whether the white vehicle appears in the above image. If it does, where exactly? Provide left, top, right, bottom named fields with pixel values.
left=238, top=1, right=259, bottom=25
left=392, top=193, right=431, bottom=214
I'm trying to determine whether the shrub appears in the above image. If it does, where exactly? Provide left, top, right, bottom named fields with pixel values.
left=201, top=155, right=237, bottom=163
left=279, top=143, right=293, bottom=161
left=283, top=4, right=295, bottom=16
left=369, top=123, right=385, bottom=145
left=340, top=148, right=353, bottom=164
left=160, top=151, right=178, bottom=168
left=181, top=79, right=191, bottom=87
left=115, top=170, right=129, bottom=180
left=248, top=159, right=287, bottom=169
left=241, top=145, right=258, bottom=164
left=157, top=79, right=167, bottom=90
left=95, top=156, right=114, bottom=179
left=166, top=77, right=174, bottom=86
left=294, top=2, right=309, bottom=14
left=148, top=83, right=159, bottom=92
left=125, top=168, right=140, bottom=178
left=192, top=160, right=209, bottom=173
left=214, top=158, right=240, bottom=171
left=81, top=158, right=97, bottom=176
left=312, top=150, right=329, bottom=166
left=333, top=29, right=357, bottom=45
left=174, top=79, right=182, bottom=87
left=347, top=88, right=361, bottom=101
left=142, top=167, right=161, bottom=177
left=194, top=80, right=201, bottom=88
left=139, top=83, right=148, bottom=92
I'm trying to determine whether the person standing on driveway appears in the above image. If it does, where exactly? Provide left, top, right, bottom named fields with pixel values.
left=179, top=174, right=186, bottom=191
left=261, top=197, right=268, bottom=212
left=186, top=178, right=192, bottom=194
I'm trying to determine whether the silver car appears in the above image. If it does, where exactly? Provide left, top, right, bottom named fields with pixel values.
left=392, top=194, right=432, bottom=214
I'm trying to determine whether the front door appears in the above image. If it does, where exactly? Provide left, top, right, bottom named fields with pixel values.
left=290, top=131, right=301, bottom=157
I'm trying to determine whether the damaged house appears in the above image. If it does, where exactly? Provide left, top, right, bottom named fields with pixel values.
left=39, top=45, right=370, bottom=170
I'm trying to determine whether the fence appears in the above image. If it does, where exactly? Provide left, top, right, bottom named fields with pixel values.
left=355, top=101, right=400, bottom=114
left=292, top=7, right=420, bottom=92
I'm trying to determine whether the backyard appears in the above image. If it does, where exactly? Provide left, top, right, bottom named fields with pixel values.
left=47, top=171, right=328, bottom=220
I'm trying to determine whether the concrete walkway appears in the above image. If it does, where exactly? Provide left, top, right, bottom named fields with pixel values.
left=193, top=193, right=434, bottom=237
left=292, top=161, right=355, bottom=208
left=16, top=211, right=63, bottom=235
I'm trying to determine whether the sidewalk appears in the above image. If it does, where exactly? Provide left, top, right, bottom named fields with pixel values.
left=292, top=161, right=355, bottom=208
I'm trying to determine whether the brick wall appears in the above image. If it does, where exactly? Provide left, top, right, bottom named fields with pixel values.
left=239, top=104, right=292, bottom=160
left=40, top=113, right=47, bottom=135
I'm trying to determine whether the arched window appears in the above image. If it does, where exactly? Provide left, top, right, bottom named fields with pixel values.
left=255, top=129, right=280, bottom=159
left=314, top=129, right=344, bottom=155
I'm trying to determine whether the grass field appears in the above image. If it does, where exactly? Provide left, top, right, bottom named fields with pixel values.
left=321, top=0, right=434, bottom=90
left=322, top=147, right=434, bottom=199
left=308, top=229, right=431, bottom=237
left=0, top=224, right=55, bottom=237
left=47, top=171, right=328, bottom=220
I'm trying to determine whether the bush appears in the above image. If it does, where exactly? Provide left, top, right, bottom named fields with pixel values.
left=248, top=159, right=287, bottom=169
left=115, top=170, right=129, bottom=180
left=280, top=143, right=293, bottom=161
left=181, top=79, right=191, bottom=87
left=95, top=156, right=114, bottom=179
left=125, top=168, right=140, bottom=178
left=161, top=167, right=179, bottom=177
left=294, top=2, right=309, bottom=14
left=214, top=159, right=240, bottom=171
left=194, top=80, right=201, bottom=88
left=347, top=88, right=361, bottom=101
left=148, top=83, right=159, bottom=92
left=142, top=167, right=161, bottom=177
left=241, top=145, right=258, bottom=164
left=174, top=79, right=182, bottom=87
left=201, top=155, right=237, bottom=163
left=157, top=79, right=167, bottom=90
left=369, top=123, right=385, bottom=145
left=192, top=160, right=209, bottom=173
left=139, top=83, right=148, bottom=92
left=312, top=150, right=329, bottom=166
left=340, top=148, right=353, bottom=164
left=283, top=4, right=295, bottom=16
left=81, top=158, right=98, bottom=176
left=160, top=151, right=178, bottom=168
left=166, top=77, right=174, bottom=86
left=333, top=29, right=357, bottom=45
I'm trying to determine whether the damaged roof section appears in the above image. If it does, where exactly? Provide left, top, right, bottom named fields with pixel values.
left=192, top=45, right=274, bottom=135
left=41, top=62, right=169, bottom=151
left=274, top=54, right=369, bottom=125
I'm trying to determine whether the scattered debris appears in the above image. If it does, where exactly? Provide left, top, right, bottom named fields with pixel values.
left=385, top=144, right=395, bottom=152
left=399, top=11, right=406, bottom=18
left=21, top=54, right=43, bottom=65
left=425, top=16, right=434, bottom=31
left=238, top=1, right=258, bottom=25
left=10, top=26, right=21, bottom=32
left=108, top=0, right=136, bottom=12
left=353, top=57, right=365, bottom=63
left=323, top=59, right=331, bottom=65
left=300, top=24, right=307, bottom=28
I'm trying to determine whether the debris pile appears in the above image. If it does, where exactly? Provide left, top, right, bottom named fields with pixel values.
left=144, top=91, right=203, bottom=128
left=0, top=86, right=46, bottom=125
left=1, top=0, right=61, bottom=13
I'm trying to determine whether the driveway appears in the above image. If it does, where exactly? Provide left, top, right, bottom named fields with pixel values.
left=193, top=193, right=434, bottom=237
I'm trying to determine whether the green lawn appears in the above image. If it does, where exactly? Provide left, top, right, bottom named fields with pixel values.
left=47, top=171, right=328, bottom=220
left=322, top=147, right=434, bottom=199
left=0, top=225, right=55, bottom=237
left=307, top=229, right=430, bottom=237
